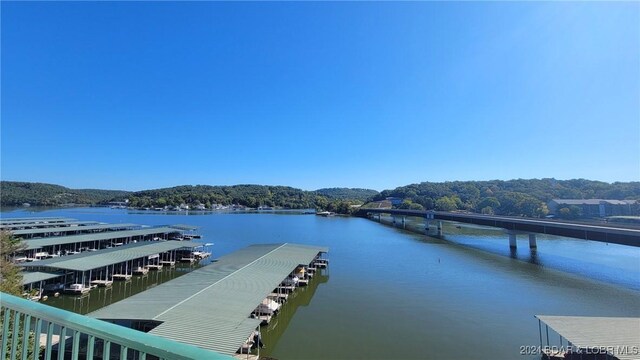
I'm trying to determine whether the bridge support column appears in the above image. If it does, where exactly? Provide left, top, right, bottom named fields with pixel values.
left=378, top=214, right=382, bottom=222
left=509, top=233, right=517, bottom=249
left=402, top=216, right=406, bottom=229
left=528, top=234, right=537, bottom=249
left=437, top=221, right=443, bottom=236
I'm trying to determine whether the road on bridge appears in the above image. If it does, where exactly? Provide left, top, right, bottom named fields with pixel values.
left=360, top=208, right=640, bottom=247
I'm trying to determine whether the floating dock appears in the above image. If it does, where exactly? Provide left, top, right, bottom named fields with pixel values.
left=12, top=223, right=140, bottom=239
left=90, top=243, right=329, bottom=357
left=20, top=241, right=202, bottom=291
left=535, top=315, right=640, bottom=360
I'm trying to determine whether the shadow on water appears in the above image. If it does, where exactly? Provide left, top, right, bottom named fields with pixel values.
left=43, top=263, right=201, bottom=315
left=259, top=271, right=329, bottom=358
left=375, top=215, right=640, bottom=292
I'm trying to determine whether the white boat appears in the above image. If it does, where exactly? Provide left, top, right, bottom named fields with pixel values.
left=255, top=298, right=281, bottom=315
left=316, top=211, right=334, bottom=217
left=133, top=267, right=149, bottom=275
left=281, top=276, right=299, bottom=287
left=34, top=252, right=49, bottom=260
left=64, top=284, right=89, bottom=294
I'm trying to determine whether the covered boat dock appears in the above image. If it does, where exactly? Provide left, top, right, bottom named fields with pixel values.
left=89, top=243, right=328, bottom=356
left=0, top=220, right=99, bottom=230
left=0, top=217, right=76, bottom=226
left=535, top=315, right=640, bottom=360
left=12, top=222, right=140, bottom=239
left=17, top=226, right=185, bottom=259
left=19, top=240, right=203, bottom=291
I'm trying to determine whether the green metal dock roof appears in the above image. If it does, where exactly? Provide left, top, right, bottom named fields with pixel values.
left=1, top=220, right=94, bottom=230
left=536, top=315, right=640, bottom=360
left=0, top=217, right=75, bottom=225
left=89, top=243, right=328, bottom=355
left=22, top=227, right=183, bottom=250
left=12, top=223, right=139, bottom=237
left=170, top=224, right=199, bottom=230
left=21, top=271, right=63, bottom=285
left=20, top=240, right=202, bottom=272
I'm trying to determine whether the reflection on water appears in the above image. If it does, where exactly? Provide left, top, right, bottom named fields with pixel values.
left=379, top=215, right=640, bottom=291
left=261, top=272, right=329, bottom=357
left=43, top=264, right=201, bottom=314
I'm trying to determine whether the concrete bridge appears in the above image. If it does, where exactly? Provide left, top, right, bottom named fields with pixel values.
left=359, top=208, right=640, bottom=249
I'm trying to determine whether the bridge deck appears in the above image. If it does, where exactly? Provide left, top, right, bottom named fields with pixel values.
left=362, top=209, right=640, bottom=247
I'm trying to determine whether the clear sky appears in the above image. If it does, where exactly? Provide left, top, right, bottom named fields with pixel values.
left=1, top=2, right=638, bottom=191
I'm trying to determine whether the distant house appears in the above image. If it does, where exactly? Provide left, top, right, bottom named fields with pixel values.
left=386, top=197, right=403, bottom=206
left=547, top=199, right=638, bottom=217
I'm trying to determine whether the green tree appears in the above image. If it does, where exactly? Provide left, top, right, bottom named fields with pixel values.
left=481, top=206, right=495, bottom=215
left=399, top=199, right=424, bottom=211
left=0, top=231, right=36, bottom=360
left=435, top=196, right=458, bottom=211
left=477, top=197, right=500, bottom=212
left=1, top=231, right=24, bottom=295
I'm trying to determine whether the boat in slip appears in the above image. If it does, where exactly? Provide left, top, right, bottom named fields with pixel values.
left=133, top=266, right=149, bottom=275
left=64, top=283, right=90, bottom=295
left=254, top=298, right=281, bottom=315
left=281, top=275, right=299, bottom=287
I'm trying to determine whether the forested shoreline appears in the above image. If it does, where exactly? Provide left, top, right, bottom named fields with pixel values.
left=2, top=179, right=639, bottom=217
left=369, top=179, right=640, bottom=217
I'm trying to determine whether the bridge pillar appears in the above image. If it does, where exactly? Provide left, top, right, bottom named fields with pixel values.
left=528, top=234, right=537, bottom=249
left=402, top=216, right=406, bottom=229
left=437, top=221, right=443, bottom=236
left=509, top=233, right=517, bottom=249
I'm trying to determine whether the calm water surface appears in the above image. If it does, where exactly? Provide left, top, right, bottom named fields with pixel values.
left=3, top=207, right=639, bottom=360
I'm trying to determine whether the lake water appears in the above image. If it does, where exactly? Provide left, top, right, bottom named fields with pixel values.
left=3, top=207, right=639, bottom=360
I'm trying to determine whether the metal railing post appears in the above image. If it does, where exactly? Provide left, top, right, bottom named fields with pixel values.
left=20, top=314, right=31, bottom=360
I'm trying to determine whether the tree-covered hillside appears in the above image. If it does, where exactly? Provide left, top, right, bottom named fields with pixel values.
left=0, top=181, right=130, bottom=206
left=128, top=185, right=317, bottom=209
left=370, top=179, right=640, bottom=217
left=315, top=188, right=379, bottom=202
left=127, top=184, right=375, bottom=212
left=4, top=179, right=638, bottom=218
left=0, top=182, right=378, bottom=213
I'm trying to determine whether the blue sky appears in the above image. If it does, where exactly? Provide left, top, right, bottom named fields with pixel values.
left=1, top=2, right=638, bottom=191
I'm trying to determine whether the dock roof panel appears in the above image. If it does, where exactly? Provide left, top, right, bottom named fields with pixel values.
left=13, top=223, right=139, bottom=237
left=1, top=220, right=88, bottom=229
left=21, top=271, right=63, bottom=285
left=536, top=315, right=640, bottom=360
left=22, top=227, right=183, bottom=250
left=89, top=243, right=328, bottom=355
left=0, top=217, right=75, bottom=225
left=170, top=224, right=199, bottom=230
left=20, top=240, right=202, bottom=272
